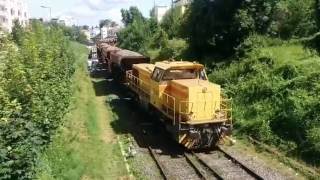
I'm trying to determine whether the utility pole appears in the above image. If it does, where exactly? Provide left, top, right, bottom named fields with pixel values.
left=40, top=5, right=52, bottom=20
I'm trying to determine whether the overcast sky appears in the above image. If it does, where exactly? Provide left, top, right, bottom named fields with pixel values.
left=27, top=0, right=172, bottom=26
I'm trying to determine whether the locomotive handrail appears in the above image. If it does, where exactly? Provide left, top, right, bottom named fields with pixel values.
left=126, top=71, right=150, bottom=96
left=161, top=92, right=176, bottom=125
left=126, top=71, right=232, bottom=127
left=221, top=98, right=233, bottom=126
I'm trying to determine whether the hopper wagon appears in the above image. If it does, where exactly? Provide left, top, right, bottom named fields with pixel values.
left=109, top=50, right=150, bottom=82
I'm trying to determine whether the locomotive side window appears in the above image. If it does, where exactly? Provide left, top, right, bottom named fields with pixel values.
left=151, top=68, right=164, bottom=82
left=199, top=69, right=207, bottom=80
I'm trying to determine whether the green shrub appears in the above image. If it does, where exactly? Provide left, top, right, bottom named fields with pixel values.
left=156, top=38, right=188, bottom=61
left=209, top=41, right=320, bottom=164
left=0, top=21, right=76, bottom=179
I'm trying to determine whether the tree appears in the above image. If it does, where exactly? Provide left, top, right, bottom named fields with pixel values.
left=99, top=19, right=112, bottom=28
left=11, top=19, right=24, bottom=46
left=82, top=25, right=89, bottom=30
left=151, top=28, right=168, bottom=49
left=182, top=0, right=242, bottom=57
left=161, top=6, right=183, bottom=39
left=118, top=19, right=150, bottom=53
left=121, top=6, right=145, bottom=26
left=270, top=0, right=317, bottom=39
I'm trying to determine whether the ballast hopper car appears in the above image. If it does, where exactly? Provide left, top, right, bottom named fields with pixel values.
left=110, top=50, right=150, bottom=82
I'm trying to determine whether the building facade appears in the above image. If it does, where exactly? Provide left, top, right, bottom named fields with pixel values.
left=90, top=26, right=100, bottom=39
left=174, top=0, right=192, bottom=14
left=101, top=25, right=120, bottom=40
left=0, top=0, right=29, bottom=32
left=154, top=5, right=169, bottom=22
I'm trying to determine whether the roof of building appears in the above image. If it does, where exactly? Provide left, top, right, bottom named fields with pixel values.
left=155, top=61, right=203, bottom=70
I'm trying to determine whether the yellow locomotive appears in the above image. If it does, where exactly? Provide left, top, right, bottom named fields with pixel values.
left=126, top=61, right=232, bottom=149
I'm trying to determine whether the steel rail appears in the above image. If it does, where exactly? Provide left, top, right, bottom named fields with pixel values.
left=192, top=152, right=224, bottom=180
left=184, top=153, right=207, bottom=180
left=147, top=146, right=169, bottom=180
left=217, top=146, right=264, bottom=180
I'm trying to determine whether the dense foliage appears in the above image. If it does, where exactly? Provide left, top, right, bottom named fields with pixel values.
left=46, top=21, right=89, bottom=44
left=182, top=0, right=318, bottom=57
left=117, top=6, right=188, bottom=60
left=0, top=22, right=76, bottom=179
left=210, top=36, right=320, bottom=164
left=117, top=1, right=320, bottom=166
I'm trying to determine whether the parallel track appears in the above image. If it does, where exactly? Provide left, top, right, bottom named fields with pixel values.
left=148, top=145, right=210, bottom=180
left=147, top=143, right=264, bottom=180
left=147, top=146, right=169, bottom=180
left=217, top=146, right=264, bottom=180
left=191, top=152, right=224, bottom=180
left=184, top=153, right=208, bottom=180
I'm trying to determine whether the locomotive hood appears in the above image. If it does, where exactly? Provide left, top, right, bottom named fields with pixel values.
left=168, top=79, right=221, bottom=123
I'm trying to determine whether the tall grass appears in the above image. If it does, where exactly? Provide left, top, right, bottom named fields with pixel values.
left=36, top=42, right=128, bottom=179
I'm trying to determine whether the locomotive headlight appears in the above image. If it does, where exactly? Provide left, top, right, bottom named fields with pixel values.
left=202, top=87, right=208, bottom=93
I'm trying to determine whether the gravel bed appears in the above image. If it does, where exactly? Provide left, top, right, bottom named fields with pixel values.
left=198, top=151, right=255, bottom=180
left=223, top=146, right=299, bottom=180
left=155, top=148, right=201, bottom=180
left=131, top=144, right=164, bottom=179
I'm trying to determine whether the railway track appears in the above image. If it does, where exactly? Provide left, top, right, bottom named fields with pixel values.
left=147, top=146, right=170, bottom=180
left=147, top=145, right=204, bottom=180
left=190, top=146, right=264, bottom=180
left=217, top=146, right=264, bottom=180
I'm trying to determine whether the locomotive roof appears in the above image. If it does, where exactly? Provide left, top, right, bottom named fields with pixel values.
left=155, top=61, right=204, bottom=70
left=133, top=63, right=155, bottom=73
left=99, top=43, right=110, bottom=48
left=102, top=46, right=120, bottom=52
left=115, top=50, right=144, bottom=57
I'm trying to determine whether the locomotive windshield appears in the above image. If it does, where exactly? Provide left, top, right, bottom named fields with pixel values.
left=151, top=67, right=207, bottom=82
left=163, top=69, right=197, bottom=80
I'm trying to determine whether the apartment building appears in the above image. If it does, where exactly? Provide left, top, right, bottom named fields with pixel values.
left=154, top=5, right=169, bottom=22
left=101, top=25, right=120, bottom=39
left=174, top=0, right=192, bottom=14
left=0, top=0, right=28, bottom=32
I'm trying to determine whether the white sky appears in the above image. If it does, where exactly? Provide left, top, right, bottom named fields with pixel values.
left=27, top=0, right=172, bottom=26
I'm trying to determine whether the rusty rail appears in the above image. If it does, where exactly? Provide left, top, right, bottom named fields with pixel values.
left=217, top=146, right=264, bottom=180
left=192, top=152, right=224, bottom=180
left=147, top=146, right=169, bottom=180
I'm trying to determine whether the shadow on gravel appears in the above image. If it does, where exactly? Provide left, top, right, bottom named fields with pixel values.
left=91, top=70, right=186, bottom=157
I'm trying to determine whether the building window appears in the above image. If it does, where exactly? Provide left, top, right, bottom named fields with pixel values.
left=24, top=12, right=27, bottom=17
left=0, top=16, right=7, bottom=23
left=11, top=9, right=14, bottom=15
left=18, top=10, right=21, bottom=16
left=0, top=5, right=6, bottom=11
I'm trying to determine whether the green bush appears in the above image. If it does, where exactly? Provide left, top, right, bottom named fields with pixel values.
left=156, top=38, right=188, bottom=61
left=0, top=21, right=76, bottom=179
left=209, top=41, right=320, bottom=164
